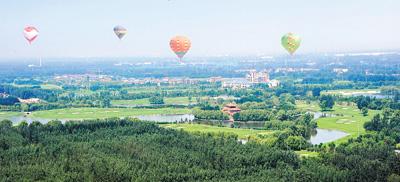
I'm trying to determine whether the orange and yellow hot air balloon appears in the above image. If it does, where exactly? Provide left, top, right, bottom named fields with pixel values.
left=170, top=36, right=191, bottom=62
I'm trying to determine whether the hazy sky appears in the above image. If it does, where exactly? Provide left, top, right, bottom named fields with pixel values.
left=0, top=0, right=399, bottom=58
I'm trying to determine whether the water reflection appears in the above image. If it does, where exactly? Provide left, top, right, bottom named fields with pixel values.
left=309, top=129, right=348, bottom=145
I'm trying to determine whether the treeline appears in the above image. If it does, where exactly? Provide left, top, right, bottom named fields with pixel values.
left=193, top=109, right=229, bottom=120
left=353, top=96, right=400, bottom=110
left=0, top=85, right=60, bottom=101
left=364, top=109, right=400, bottom=142
left=233, top=110, right=272, bottom=121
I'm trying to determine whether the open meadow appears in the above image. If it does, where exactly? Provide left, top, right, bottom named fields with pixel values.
left=162, top=123, right=273, bottom=139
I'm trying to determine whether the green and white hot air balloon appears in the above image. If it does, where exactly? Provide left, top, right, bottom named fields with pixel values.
left=281, top=33, right=301, bottom=55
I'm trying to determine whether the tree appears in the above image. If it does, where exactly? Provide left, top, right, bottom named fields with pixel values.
left=0, top=96, right=19, bottom=105
left=0, top=120, right=12, bottom=130
left=21, top=103, right=29, bottom=112
left=216, top=98, right=224, bottom=105
left=188, top=96, right=192, bottom=105
left=361, top=107, right=368, bottom=116
left=149, top=96, right=164, bottom=105
left=394, top=92, right=400, bottom=103
left=319, top=95, right=335, bottom=111
left=284, top=136, right=307, bottom=150
left=356, top=96, right=370, bottom=110
left=388, top=174, right=400, bottom=182
left=312, top=87, right=322, bottom=97
left=100, top=98, right=111, bottom=108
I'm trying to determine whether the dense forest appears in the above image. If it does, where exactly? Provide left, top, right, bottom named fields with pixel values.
left=1, top=115, right=400, bottom=181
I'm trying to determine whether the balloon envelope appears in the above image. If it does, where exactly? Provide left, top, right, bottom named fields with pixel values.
left=170, top=36, right=191, bottom=60
left=23, top=26, right=39, bottom=44
left=113, top=26, right=127, bottom=40
left=281, top=33, right=301, bottom=55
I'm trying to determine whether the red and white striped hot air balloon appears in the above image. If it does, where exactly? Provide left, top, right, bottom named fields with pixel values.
left=23, top=26, right=39, bottom=44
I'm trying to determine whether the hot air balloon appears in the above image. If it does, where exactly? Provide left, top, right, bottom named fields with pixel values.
left=170, top=36, right=191, bottom=61
left=23, top=26, right=39, bottom=44
left=113, top=26, right=127, bottom=40
left=281, top=33, right=301, bottom=55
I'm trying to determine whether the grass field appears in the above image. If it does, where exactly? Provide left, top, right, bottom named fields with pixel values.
left=30, top=108, right=192, bottom=120
left=162, top=123, right=273, bottom=139
left=295, top=150, right=319, bottom=158
left=40, top=84, right=62, bottom=90
left=112, top=99, right=150, bottom=105
left=0, top=112, right=23, bottom=119
left=296, top=101, right=320, bottom=112
left=112, top=97, right=194, bottom=106
left=297, top=101, right=380, bottom=144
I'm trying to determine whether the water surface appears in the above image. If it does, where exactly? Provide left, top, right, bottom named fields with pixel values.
left=309, top=129, right=348, bottom=145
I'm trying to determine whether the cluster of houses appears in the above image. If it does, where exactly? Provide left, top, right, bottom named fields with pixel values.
left=221, top=70, right=280, bottom=89
left=18, top=98, right=41, bottom=104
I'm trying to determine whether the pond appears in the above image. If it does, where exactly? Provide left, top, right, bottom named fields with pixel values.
left=309, top=129, right=349, bottom=145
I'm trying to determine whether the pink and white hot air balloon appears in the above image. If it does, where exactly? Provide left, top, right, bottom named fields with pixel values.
left=23, top=26, right=39, bottom=44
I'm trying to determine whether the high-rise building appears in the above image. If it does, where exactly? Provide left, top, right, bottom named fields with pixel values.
left=246, top=70, right=270, bottom=83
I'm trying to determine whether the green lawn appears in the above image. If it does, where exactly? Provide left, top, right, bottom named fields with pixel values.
left=30, top=108, right=192, bottom=120
left=0, top=112, right=24, bottom=119
left=112, top=97, right=194, bottom=106
left=296, top=101, right=320, bottom=112
left=317, top=105, right=380, bottom=143
left=297, top=101, right=380, bottom=144
left=40, top=84, right=62, bottom=90
left=162, top=123, right=273, bottom=139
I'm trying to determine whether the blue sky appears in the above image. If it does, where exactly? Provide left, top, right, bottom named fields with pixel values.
left=0, top=0, right=399, bottom=58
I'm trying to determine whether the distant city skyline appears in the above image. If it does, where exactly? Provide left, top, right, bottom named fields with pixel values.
left=0, top=0, right=399, bottom=58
